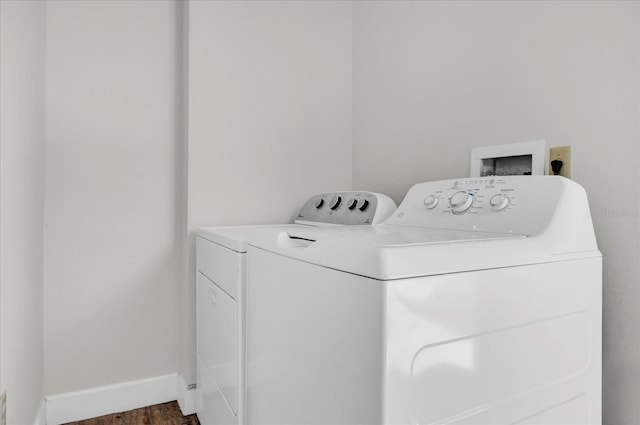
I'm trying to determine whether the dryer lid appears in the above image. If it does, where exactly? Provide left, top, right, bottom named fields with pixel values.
left=197, top=224, right=295, bottom=252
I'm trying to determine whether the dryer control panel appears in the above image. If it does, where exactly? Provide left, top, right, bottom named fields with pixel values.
left=384, top=176, right=597, bottom=253
left=295, top=191, right=396, bottom=225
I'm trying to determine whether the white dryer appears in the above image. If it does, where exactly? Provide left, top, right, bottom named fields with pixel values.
left=246, top=176, right=602, bottom=425
left=195, top=191, right=396, bottom=425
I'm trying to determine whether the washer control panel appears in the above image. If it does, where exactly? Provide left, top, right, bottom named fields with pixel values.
left=386, top=176, right=570, bottom=236
left=295, top=191, right=396, bottom=225
left=408, top=177, right=520, bottom=217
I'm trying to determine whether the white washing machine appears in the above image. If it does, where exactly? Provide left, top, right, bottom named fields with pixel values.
left=195, top=191, right=396, bottom=425
left=246, top=176, right=602, bottom=425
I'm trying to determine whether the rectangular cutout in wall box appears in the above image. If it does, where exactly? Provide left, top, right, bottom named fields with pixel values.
left=470, top=140, right=546, bottom=177
left=481, top=154, right=533, bottom=176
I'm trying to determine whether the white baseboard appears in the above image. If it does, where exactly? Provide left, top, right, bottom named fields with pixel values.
left=176, top=373, right=197, bottom=415
left=32, top=399, right=46, bottom=425
left=45, top=373, right=177, bottom=425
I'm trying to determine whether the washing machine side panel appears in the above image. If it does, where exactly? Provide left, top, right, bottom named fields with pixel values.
left=246, top=247, right=385, bottom=425
left=383, top=258, right=602, bottom=425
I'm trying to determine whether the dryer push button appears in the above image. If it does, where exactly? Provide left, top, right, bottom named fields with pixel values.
left=329, top=195, right=342, bottom=210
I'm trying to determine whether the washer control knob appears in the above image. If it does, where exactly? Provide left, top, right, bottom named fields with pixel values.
left=490, top=193, right=510, bottom=211
left=423, top=195, right=439, bottom=209
left=329, top=195, right=342, bottom=210
left=314, top=198, right=324, bottom=209
left=356, top=199, right=369, bottom=211
left=450, top=191, right=474, bottom=214
left=347, top=198, right=357, bottom=210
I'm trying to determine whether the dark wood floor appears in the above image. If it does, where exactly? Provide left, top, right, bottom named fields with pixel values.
left=62, top=401, right=199, bottom=425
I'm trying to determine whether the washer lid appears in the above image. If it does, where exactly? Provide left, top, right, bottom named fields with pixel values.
left=287, top=224, right=524, bottom=247
left=247, top=225, right=599, bottom=280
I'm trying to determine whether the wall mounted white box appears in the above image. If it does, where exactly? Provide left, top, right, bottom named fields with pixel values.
left=470, top=140, right=547, bottom=177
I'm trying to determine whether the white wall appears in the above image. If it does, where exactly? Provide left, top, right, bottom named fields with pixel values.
left=352, top=2, right=639, bottom=424
left=43, top=0, right=182, bottom=396
left=185, top=0, right=353, bottom=383
left=0, top=0, right=46, bottom=422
